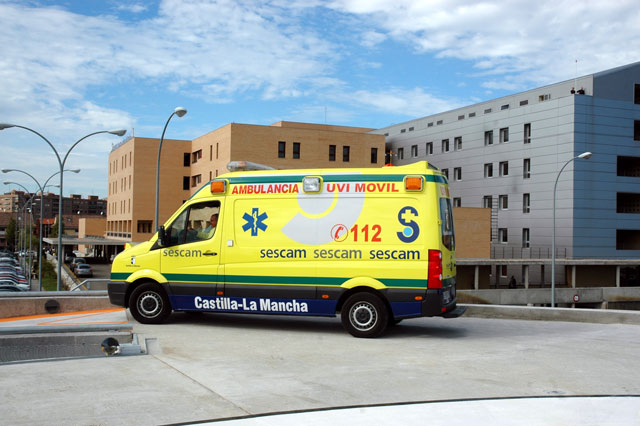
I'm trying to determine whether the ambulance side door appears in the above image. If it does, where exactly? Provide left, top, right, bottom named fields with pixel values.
left=159, top=200, right=223, bottom=303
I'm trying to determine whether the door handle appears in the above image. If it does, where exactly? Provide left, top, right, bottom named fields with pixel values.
left=203, top=252, right=218, bottom=256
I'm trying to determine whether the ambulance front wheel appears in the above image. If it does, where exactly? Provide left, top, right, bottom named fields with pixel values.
left=341, top=292, right=389, bottom=338
left=129, top=283, right=172, bottom=324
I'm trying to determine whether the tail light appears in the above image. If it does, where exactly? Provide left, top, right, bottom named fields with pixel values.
left=428, top=249, right=443, bottom=289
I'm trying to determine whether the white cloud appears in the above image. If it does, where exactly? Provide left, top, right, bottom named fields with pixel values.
left=328, top=0, right=640, bottom=89
left=348, top=87, right=461, bottom=117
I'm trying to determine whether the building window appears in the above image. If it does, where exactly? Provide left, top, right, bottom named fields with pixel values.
left=292, top=142, right=300, bottom=159
left=183, top=153, right=190, bottom=167
left=484, top=163, right=494, bottom=178
left=523, top=193, right=530, bottom=213
left=498, top=228, right=508, bottom=244
left=371, top=148, right=378, bottom=164
left=453, top=197, right=461, bottom=207
left=617, top=193, right=640, bottom=213
left=409, top=127, right=414, bottom=131
left=523, top=158, right=531, bottom=179
left=483, top=196, right=493, bottom=208
left=426, top=142, right=433, bottom=155
left=520, top=100, right=529, bottom=106
left=442, top=168, right=449, bottom=179
left=453, top=167, right=462, bottom=181
left=137, top=220, right=153, bottom=234
left=329, top=145, right=336, bottom=161
left=499, top=161, right=509, bottom=177
left=401, top=128, right=406, bottom=133
left=458, top=115, right=465, bottom=120
left=501, top=104, right=509, bottom=110
left=191, top=174, right=202, bottom=188
left=634, top=120, right=640, bottom=141
left=469, top=112, right=476, bottom=118
left=617, top=230, right=640, bottom=250
left=183, top=176, right=190, bottom=190
left=500, top=265, right=508, bottom=277
left=484, top=130, right=493, bottom=146
left=499, top=194, right=508, bottom=210
left=343, top=146, right=350, bottom=162
left=635, top=84, right=640, bottom=104
left=454, top=136, right=462, bottom=151
left=617, top=156, right=640, bottom=177
left=278, top=141, right=286, bottom=158
left=499, top=127, right=509, bottom=143
left=441, top=139, right=449, bottom=153
left=539, top=93, right=551, bottom=101
left=484, top=108, right=492, bottom=114
left=428, top=122, right=433, bottom=127
left=522, top=228, right=530, bottom=248
left=411, top=144, right=418, bottom=158
left=524, top=123, right=531, bottom=144
left=192, top=149, right=202, bottom=164
left=397, top=147, right=404, bottom=160
left=436, top=120, right=443, bottom=125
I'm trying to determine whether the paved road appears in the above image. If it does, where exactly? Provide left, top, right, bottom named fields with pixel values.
left=1, top=312, right=639, bottom=425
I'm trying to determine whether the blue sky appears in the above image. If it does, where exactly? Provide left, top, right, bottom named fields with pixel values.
left=1, top=0, right=638, bottom=198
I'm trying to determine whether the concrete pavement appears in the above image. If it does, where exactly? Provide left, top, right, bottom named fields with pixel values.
left=1, top=309, right=640, bottom=425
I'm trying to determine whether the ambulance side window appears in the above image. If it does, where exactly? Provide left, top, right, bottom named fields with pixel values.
left=165, top=201, right=221, bottom=246
left=439, top=198, right=455, bottom=251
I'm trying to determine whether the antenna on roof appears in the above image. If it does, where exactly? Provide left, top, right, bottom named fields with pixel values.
left=574, top=59, right=578, bottom=92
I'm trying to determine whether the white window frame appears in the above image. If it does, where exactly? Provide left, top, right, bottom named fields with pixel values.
left=484, top=163, right=493, bottom=178
left=484, top=130, right=493, bottom=146
left=499, top=127, right=509, bottom=143
left=499, top=161, right=509, bottom=177
left=499, top=194, right=508, bottom=210
left=454, top=167, right=462, bottom=181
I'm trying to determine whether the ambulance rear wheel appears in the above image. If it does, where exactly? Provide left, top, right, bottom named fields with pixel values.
left=129, top=283, right=172, bottom=324
left=341, top=292, right=388, bottom=338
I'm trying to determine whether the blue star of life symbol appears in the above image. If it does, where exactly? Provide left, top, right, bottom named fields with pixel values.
left=242, top=208, right=268, bottom=236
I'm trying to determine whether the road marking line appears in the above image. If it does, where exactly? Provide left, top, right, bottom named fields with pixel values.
left=0, top=308, right=126, bottom=323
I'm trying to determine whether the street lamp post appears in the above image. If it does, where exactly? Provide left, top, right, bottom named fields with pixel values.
left=6, top=182, right=35, bottom=283
left=551, top=151, right=592, bottom=307
left=0, top=123, right=125, bottom=291
left=3, top=169, right=77, bottom=290
left=155, top=107, right=187, bottom=232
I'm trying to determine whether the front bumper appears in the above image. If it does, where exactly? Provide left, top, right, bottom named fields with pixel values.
left=108, top=281, right=128, bottom=307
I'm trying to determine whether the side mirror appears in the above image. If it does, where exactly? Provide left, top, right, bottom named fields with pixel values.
left=157, top=226, right=167, bottom=247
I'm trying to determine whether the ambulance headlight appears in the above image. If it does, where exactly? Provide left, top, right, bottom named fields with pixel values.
left=303, top=176, right=322, bottom=193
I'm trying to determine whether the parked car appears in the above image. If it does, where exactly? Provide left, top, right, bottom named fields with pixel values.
left=70, top=257, right=87, bottom=272
left=0, top=281, right=29, bottom=291
left=0, top=284, right=28, bottom=292
left=74, top=263, right=93, bottom=278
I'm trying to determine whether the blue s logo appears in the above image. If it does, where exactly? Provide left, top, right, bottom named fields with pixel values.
left=397, top=206, right=419, bottom=243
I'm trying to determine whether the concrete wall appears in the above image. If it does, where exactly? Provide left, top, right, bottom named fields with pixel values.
left=0, top=293, right=116, bottom=319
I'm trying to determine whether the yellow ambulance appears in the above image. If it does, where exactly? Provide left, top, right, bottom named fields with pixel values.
left=108, top=161, right=465, bottom=337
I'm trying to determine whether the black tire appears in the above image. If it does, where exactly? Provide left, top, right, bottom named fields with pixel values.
left=341, top=292, right=389, bottom=338
left=129, top=283, right=172, bottom=324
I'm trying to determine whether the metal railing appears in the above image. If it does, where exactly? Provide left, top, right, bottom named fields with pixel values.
left=491, top=245, right=568, bottom=259
left=70, top=278, right=110, bottom=291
